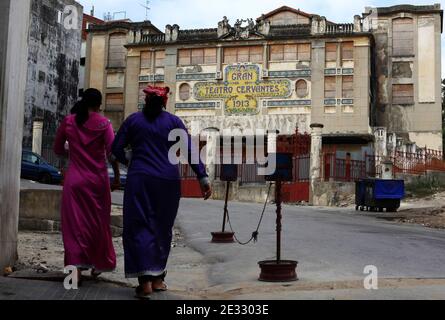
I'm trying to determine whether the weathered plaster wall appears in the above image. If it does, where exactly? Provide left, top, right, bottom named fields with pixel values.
left=370, top=9, right=443, bottom=151
left=22, top=0, right=82, bottom=150
left=268, top=12, right=310, bottom=26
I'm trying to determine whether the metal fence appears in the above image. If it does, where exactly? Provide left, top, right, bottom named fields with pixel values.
left=212, top=154, right=310, bottom=184
left=323, top=153, right=376, bottom=182
left=379, top=150, right=445, bottom=176
left=323, top=148, right=445, bottom=182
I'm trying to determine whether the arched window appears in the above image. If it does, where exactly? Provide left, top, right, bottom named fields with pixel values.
left=179, top=83, right=191, bottom=101
left=296, top=79, right=308, bottom=98
left=108, top=33, right=127, bottom=68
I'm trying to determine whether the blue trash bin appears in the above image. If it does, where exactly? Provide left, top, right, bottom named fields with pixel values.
left=360, top=179, right=405, bottom=212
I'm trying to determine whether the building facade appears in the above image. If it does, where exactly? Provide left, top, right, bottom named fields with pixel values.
left=23, top=0, right=83, bottom=158
left=79, top=11, right=105, bottom=98
left=84, top=5, right=443, bottom=175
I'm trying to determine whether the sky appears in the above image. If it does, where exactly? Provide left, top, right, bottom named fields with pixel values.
left=77, top=0, right=445, bottom=77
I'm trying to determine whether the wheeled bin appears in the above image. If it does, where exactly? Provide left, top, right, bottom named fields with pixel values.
left=355, top=179, right=405, bottom=212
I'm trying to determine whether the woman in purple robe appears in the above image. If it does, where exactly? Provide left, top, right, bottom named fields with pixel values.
left=112, top=85, right=211, bottom=299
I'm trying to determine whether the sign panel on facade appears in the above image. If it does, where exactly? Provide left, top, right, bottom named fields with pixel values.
left=194, top=65, right=292, bottom=115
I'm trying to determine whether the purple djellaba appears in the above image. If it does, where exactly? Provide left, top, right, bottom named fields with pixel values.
left=112, top=85, right=212, bottom=299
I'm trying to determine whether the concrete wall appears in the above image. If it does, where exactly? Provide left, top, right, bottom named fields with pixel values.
left=312, top=181, right=355, bottom=207
left=20, top=189, right=62, bottom=222
left=22, top=0, right=83, bottom=150
left=212, top=181, right=274, bottom=204
left=396, top=170, right=445, bottom=186
left=0, top=0, right=32, bottom=271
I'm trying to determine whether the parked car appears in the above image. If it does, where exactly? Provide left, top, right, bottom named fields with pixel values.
left=21, top=150, right=62, bottom=185
left=108, top=164, right=127, bottom=190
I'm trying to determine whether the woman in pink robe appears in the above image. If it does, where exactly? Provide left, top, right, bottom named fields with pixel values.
left=54, top=89, right=118, bottom=281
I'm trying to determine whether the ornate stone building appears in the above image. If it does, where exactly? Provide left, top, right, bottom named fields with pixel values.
left=84, top=4, right=443, bottom=168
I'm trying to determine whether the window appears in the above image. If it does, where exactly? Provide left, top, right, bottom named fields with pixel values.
left=155, top=51, right=165, bottom=68
left=283, top=45, right=297, bottom=60
left=191, top=49, right=204, bottom=65
left=140, top=51, right=152, bottom=69
left=296, top=80, right=308, bottom=98
left=204, top=48, right=217, bottom=64
left=108, top=33, right=127, bottom=68
left=178, top=48, right=217, bottom=65
left=106, top=93, right=124, bottom=112
left=393, top=18, right=414, bottom=56
left=80, top=57, right=86, bottom=66
left=270, top=45, right=284, bottom=61
left=324, top=77, right=336, bottom=98
left=223, top=46, right=263, bottom=64
left=270, top=44, right=311, bottom=61
left=22, top=152, right=39, bottom=164
left=342, top=76, right=354, bottom=98
left=325, top=43, right=337, bottom=63
left=298, top=43, right=311, bottom=61
left=341, top=42, right=354, bottom=61
left=392, top=84, right=414, bottom=104
left=178, top=49, right=191, bottom=65
left=179, top=83, right=191, bottom=101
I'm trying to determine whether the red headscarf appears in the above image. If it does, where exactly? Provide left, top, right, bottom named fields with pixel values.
left=143, top=85, right=170, bottom=106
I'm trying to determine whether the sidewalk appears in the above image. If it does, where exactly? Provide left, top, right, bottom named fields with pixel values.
left=0, top=276, right=179, bottom=300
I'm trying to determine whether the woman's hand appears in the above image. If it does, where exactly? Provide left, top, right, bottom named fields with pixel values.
left=110, top=158, right=121, bottom=192
left=199, top=177, right=212, bottom=200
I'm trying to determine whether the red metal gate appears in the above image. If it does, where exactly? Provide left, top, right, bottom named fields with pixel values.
left=180, top=164, right=202, bottom=198
left=277, top=129, right=311, bottom=203
left=180, top=139, right=206, bottom=198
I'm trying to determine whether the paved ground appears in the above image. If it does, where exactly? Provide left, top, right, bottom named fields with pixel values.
left=173, top=198, right=445, bottom=299
left=0, top=276, right=180, bottom=300
left=6, top=189, right=445, bottom=299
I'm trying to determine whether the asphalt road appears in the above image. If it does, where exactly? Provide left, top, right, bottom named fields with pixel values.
left=175, top=198, right=445, bottom=298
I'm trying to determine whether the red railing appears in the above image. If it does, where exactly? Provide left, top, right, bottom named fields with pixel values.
left=323, top=153, right=376, bottom=182
left=377, top=149, right=445, bottom=175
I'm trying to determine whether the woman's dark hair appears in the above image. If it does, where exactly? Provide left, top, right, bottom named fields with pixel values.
left=143, top=94, right=166, bottom=121
left=74, top=88, right=102, bottom=127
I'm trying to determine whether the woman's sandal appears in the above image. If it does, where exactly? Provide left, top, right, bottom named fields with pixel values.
left=91, top=269, right=102, bottom=279
left=135, top=285, right=152, bottom=300
left=152, top=282, right=168, bottom=292
left=152, top=271, right=168, bottom=292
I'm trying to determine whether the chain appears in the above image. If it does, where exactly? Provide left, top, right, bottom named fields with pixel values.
left=225, top=183, right=273, bottom=245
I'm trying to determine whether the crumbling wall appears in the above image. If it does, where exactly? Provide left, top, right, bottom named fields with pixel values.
left=22, top=0, right=82, bottom=149
left=312, top=181, right=355, bottom=207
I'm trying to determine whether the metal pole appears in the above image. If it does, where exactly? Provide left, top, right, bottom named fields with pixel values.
left=276, top=180, right=282, bottom=263
left=222, top=181, right=230, bottom=232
